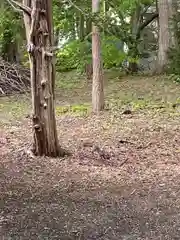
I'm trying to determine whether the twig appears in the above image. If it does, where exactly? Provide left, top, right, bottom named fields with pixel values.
left=130, top=189, right=136, bottom=195
left=119, top=158, right=129, bottom=167
left=0, top=58, right=30, bottom=96
left=0, top=87, right=5, bottom=95
left=67, top=0, right=88, bottom=16
left=6, top=0, right=23, bottom=12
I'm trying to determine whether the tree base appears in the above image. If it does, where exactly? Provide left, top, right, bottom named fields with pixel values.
left=31, top=144, right=71, bottom=158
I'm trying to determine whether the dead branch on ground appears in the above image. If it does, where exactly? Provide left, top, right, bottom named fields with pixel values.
left=0, top=58, right=30, bottom=96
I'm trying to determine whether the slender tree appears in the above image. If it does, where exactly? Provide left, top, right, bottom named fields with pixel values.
left=92, top=0, right=104, bottom=113
left=157, top=0, right=169, bottom=73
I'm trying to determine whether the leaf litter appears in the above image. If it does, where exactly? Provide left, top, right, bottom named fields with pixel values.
left=1, top=76, right=180, bottom=239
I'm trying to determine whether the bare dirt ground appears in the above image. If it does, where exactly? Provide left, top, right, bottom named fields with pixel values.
left=1, top=72, right=180, bottom=239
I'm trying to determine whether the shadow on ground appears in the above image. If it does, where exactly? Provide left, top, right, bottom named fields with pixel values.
left=1, top=123, right=180, bottom=240
left=1, top=74, right=180, bottom=239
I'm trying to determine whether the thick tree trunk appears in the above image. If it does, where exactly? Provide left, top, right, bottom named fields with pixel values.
left=92, top=0, right=104, bottom=113
left=157, top=0, right=169, bottom=73
left=22, top=0, right=62, bottom=157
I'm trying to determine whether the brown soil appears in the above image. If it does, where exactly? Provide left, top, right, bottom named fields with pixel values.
left=1, top=74, right=180, bottom=239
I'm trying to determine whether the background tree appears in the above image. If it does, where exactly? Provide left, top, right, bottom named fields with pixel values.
left=53, top=0, right=159, bottom=74
left=92, top=0, right=104, bottom=113
left=2, top=0, right=180, bottom=97
left=157, top=0, right=170, bottom=73
left=0, top=1, right=24, bottom=63
left=168, top=0, right=178, bottom=48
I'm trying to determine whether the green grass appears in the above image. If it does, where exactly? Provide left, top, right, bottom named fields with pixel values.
left=1, top=70, right=180, bottom=125
left=56, top=103, right=91, bottom=116
left=0, top=96, right=30, bottom=125
left=56, top=71, right=84, bottom=90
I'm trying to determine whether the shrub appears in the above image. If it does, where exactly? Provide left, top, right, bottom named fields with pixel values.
left=56, top=40, right=81, bottom=72
left=56, top=36, right=127, bottom=72
left=101, top=36, right=127, bottom=68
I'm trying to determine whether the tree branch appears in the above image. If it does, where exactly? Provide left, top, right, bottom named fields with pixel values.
left=141, top=5, right=151, bottom=16
left=66, top=0, right=88, bottom=16
left=6, top=0, right=31, bottom=15
left=136, top=12, right=158, bottom=40
left=138, top=12, right=158, bottom=33
left=108, top=1, right=126, bottom=25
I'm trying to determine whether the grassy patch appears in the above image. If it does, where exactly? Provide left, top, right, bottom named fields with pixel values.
left=1, top=71, right=180, bottom=124
left=0, top=96, right=30, bottom=124
left=56, top=71, right=84, bottom=90
left=56, top=103, right=91, bottom=116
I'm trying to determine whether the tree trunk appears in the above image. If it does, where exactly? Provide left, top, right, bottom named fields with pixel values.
left=54, top=29, right=59, bottom=46
left=71, top=14, right=76, bottom=40
left=85, top=19, right=92, bottom=80
left=86, top=18, right=92, bottom=37
left=168, top=0, right=178, bottom=48
left=157, top=0, right=169, bottom=73
left=85, top=63, right=93, bottom=80
left=92, top=0, right=104, bottom=113
left=79, top=13, right=85, bottom=41
left=103, top=0, right=108, bottom=14
left=22, top=0, right=63, bottom=157
left=127, top=4, right=142, bottom=73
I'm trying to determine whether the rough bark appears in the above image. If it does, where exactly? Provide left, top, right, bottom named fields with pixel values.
left=22, top=0, right=62, bottom=157
left=157, top=0, right=169, bottom=73
left=92, top=0, right=104, bottom=113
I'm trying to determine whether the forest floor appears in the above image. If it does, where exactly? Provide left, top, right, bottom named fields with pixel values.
left=1, top=71, right=180, bottom=239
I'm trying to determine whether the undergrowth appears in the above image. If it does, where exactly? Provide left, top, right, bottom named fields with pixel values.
left=1, top=71, right=180, bottom=125
left=0, top=96, right=30, bottom=124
